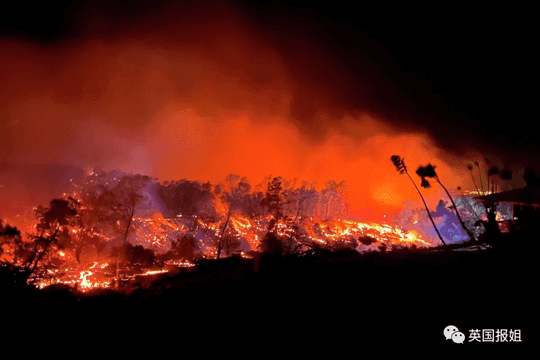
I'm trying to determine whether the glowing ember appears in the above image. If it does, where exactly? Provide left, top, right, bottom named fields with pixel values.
left=164, top=259, right=196, bottom=268
left=140, top=269, right=169, bottom=276
left=79, top=271, right=93, bottom=288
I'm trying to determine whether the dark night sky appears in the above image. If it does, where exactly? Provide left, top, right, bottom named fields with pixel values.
left=0, top=0, right=538, bottom=224
left=240, top=1, right=538, bottom=157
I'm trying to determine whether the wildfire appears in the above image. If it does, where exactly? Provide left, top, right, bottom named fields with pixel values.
left=140, top=269, right=169, bottom=276
left=25, top=211, right=429, bottom=291
left=133, top=213, right=190, bottom=252
left=79, top=271, right=93, bottom=288
left=34, top=267, right=111, bottom=291
left=134, top=212, right=430, bottom=256
left=164, top=259, right=196, bottom=267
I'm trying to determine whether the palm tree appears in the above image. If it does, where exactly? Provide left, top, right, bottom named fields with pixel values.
left=390, top=155, right=447, bottom=246
left=487, top=166, right=499, bottom=194
left=467, top=164, right=481, bottom=195
left=474, top=161, right=486, bottom=195
left=416, top=163, right=476, bottom=242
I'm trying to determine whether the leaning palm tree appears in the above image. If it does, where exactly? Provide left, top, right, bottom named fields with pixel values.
left=416, top=163, right=476, bottom=242
left=467, top=164, right=481, bottom=195
left=390, top=155, right=446, bottom=246
left=473, top=161, right=486, bottom=195
left=487, top=166, right=499, bottom=194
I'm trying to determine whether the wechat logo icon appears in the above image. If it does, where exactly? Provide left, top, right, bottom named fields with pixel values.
left=444, top=325, right=465, bottom=344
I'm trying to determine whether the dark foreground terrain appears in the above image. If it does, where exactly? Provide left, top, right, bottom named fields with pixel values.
left=2, top=238, right=533, bottom=350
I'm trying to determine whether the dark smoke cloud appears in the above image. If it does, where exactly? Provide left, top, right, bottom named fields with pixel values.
left=1, top=0, right=537, bottom=228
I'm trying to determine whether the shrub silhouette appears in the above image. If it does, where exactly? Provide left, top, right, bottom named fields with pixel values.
left=358, top=235, right=377, bottom=246
left=112, top=243, right=156, bottom=267
left=172, top=234, right=200, bottom=260
left=260, top=232, right=283, bottom=255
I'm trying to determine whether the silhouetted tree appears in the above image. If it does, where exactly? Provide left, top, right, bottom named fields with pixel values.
left=25, top=199, right=78, bottom=281
left=102, top=175, right=150, bottom=244
left=467, top=164, right=481, bottom=195
left=98, top=175, right=150, bottom=283
left=158, top=179, right=216, bottom=218
left=0, top=220, right=30, bottom=267
left=416, top=163, right=476, bottom=242
left=77, top=174, right=111, bottom=261
left=390, top=155, right=446, bottom=246
left=215, top=174, right=250, bottom=259
left=318, top=180, right=348, bottom=220
left=0, top=220, right=33, bottom=286
left=487, top=166, right=499, bottom=194
left=63, top=195, right=107, bottom=265
left=321, top=180, right=338, bottom=219
left=474, top=161, right=486, bottom=195
left=336, top=181, right=348, bottom=219
left=261, top=177, right=287, bottom=235
left=358, top=235, right=377, bottom=246
left=172, top=234, right=200, bottom=261
left=259, top=232, right=283, bottom=255
left=111, top=242, right=156, bottom=267
left=222, top=233, right=242, bottom=257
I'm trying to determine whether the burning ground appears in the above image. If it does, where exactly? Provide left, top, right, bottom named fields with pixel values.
left=2, top=171, right=435, bottom=291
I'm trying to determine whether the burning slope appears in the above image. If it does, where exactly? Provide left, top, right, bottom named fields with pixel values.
left=133, top=212, right=430, bottom=254
left=29, top=210, right=429, bottom=291
left=4, top=167, right=483, bottom=293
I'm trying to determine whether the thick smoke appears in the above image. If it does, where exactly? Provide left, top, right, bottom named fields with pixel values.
left=0, top=0, right=524, bottom=230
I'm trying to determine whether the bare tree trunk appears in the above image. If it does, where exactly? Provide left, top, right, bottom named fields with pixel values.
left=217, top=207, right=232, bottom=259
left=293, top=206, right=301, bottom=224
left=405, top=172, right=447, bottom=246
left=274, top=205, right=280, bottom=236
left=25, top=229, right=45, bottom=272
left=123, top=208, right=134, bottom=243
left=28, top=226, right=60, bottom=277
left=469, top=171, right=481, bottom=195
left=475, top=164, right=486, bottom=195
